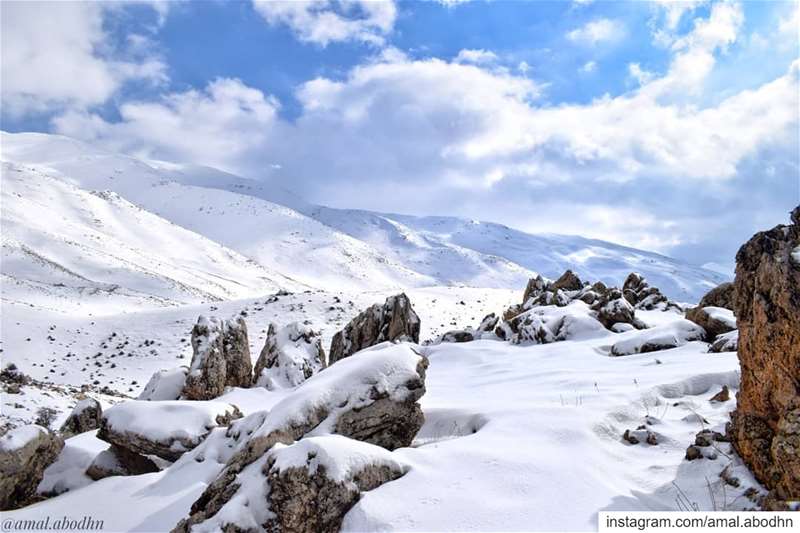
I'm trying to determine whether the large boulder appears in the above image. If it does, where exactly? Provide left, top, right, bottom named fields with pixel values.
left=0, top=425, right=64, bottom=510
left=697, top=282, right=735, bottom=310
left=522, top=275, right=549, bottom=306
left=730, top=206, right=800, bottom=501
left=182, top=316, right=253, bottom=400
left=329, top=293, right=420, bottom=364
left=685, top=305, right=736, bottom=341
left=59, top=397, right=102, bottom=438
left=610, top=319, right=705, bottom=356
left=253, top=322, right=325, bottom=389
left=177, top=344, right=427, bottom=531
left=97, top=400, right=242, bottom=461
left=175, top=435, right=408, bottom=533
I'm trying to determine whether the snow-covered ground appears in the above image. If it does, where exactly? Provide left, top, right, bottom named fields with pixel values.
left=1, top=131, right=755, bottom=531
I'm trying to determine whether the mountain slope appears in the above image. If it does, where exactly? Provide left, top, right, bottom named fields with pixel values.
left=1, top=131, right=727, bottom=301
left=1, top=162, right=300, bottom=313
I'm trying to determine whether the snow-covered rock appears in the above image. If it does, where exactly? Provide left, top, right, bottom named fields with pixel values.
left=59, top=398, right=102, bottom=438
left=182, top=316, right=252, bottom=400
left=0, top=425, right=64, bottom=510
left=593, top=289, right=638, bottom=330
left=138, top=367, right=188, bottom=401
left=685, top=305, right=736, bottom=341
left=709, top=329, right=738, bottom=353
left=610, top=320, right=705, bottom=356
left=329, top=293, right=421, bottom=363
left=178, top=435, right=409, bottom=533
left=253, top=322, right=325, bottom=390
left=97, top=400, right=242, bottom=461
left=622, top=272, right=676, bottom=311
left=178, top=343, right=427, bottom=530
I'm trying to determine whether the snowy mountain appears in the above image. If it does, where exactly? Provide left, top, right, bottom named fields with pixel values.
left=1, top=131, right=726, bottom=305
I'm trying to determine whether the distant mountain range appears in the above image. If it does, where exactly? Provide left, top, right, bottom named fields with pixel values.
left=1, top=131, right=727, bottom=308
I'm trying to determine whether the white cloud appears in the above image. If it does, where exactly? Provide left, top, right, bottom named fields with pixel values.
left=567, top=18, right=625, bottom=45
left=653, top=0, right=706, bottom=31
left=455, top=49, right=499, bottom=65
left=50, top=4, right=799, bottom=261
left=53, top=79, right=280, bottom=174
left=580, top=61, right=597, bottom=73
left=251, top=0, right=396, bottom=46
left=641, top=1, right=744, bottom=98
left=0, top=1, right=167, bottom=117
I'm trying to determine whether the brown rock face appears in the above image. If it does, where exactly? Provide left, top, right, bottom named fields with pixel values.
left=182, top=316, right=253, bottom=400
left=0, top=425, right=64, bottom=510
left=730, top=205, right=800, bottom=501
left=552, top=270, right=583, bottom=291
left=329, top=293, right=421, bottom=364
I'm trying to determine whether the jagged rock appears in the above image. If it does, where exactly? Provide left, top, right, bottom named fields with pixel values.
left=138, top=367, right=188, bottom=401
left=530, top=288, right=571, bottom=308
left=522, top=275, right=549, bottom=306
left=97, top=400, right=242, bottom=461
left=182, top=316, right=252, bottom=400
left=177, top=344, right=427, bottom=530
left=708, top=330, right=738, bottom=353
left=329, top=293, right=420, bottom=364
left=477, top=313, right=499, bottom=333
left=0, top=425, right=64, bottom=510
left=59, top=398, right=102, bottom=438
left=710, top=385, right=730, bottom=403
left=85, top=444, right=159, bottom=480
left=552, top=270, right=583, bottom=291
left=685, top=306, right=736, bottom=341
left=253, top=322, right=325, bottom=389
left=592, top=289, right=637, bottom=330
left=622, top=272, right=673, bottom=310
left=730, top=206, right=800, bottom=500
left=175, top=436, right=408, bottom=533
left=502, top=303, right=524, bottom=321
left=697, top=282, right=735, bottom=310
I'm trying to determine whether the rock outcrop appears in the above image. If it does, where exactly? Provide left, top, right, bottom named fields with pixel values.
left=622, top=273, right=677, bottom=310
left=254, top=322, right=325, bottom=389
left=730, top=206, right=800, bottom=502
left=59, top=397, right=102, bottom=438
left=182, top=316, right=252, bottom=400
left=176, top=344, right=427, bottom=531
left=592, top=289, right=637, bottom=330
left=329, top=293, right=420, bottom=364
left=0, top=425, right=64, bottom=510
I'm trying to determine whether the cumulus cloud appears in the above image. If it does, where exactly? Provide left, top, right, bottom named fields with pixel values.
left=50, top=3, right=798, bottom=264
left=53, top=78, right=280, bottom=173
left=581, top=61, right=597, bottom=73
left=0, top=1, right=167, bottom=117
left=567, top=18, right=625, bottom=45
left=251, top=0, right=396, bottom=46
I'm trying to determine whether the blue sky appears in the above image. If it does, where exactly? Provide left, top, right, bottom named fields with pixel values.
left=2, top=0, right=799, bottom=272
